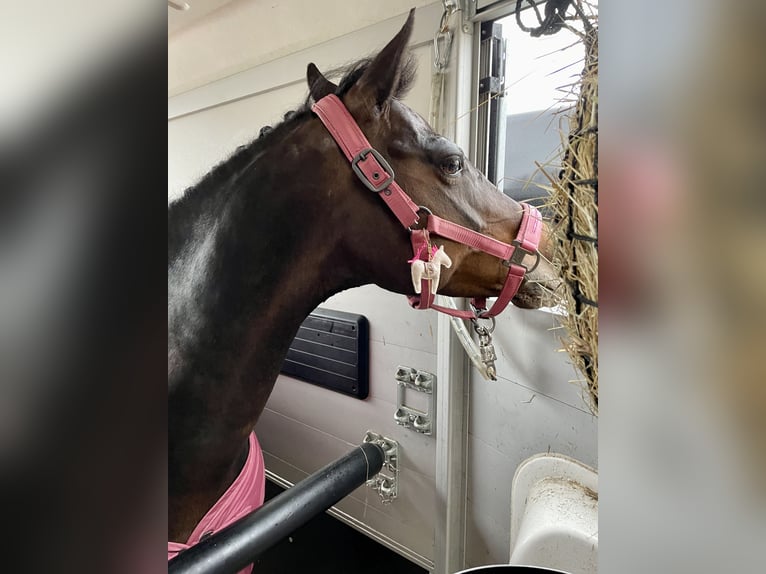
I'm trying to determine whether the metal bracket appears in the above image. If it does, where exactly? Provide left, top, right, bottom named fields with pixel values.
left=458, top=0, right=476, bottom=33
left=363, top=431, right=399, bottom=504
left=479, top=76, right=504, bottom=96
left=394, top=366, right=436, bottom=435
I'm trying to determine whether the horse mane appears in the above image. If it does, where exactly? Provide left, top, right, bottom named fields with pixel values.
left=168, top=54, right=416, bottom=254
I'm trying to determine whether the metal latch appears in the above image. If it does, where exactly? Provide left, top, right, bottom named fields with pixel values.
left=394, top=366, right=435, bottom=435
left=363, top=431, right=399, bottom=504
left=471, top=317, right=498, bottom=381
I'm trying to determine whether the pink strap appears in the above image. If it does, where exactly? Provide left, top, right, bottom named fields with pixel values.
left=514, top=200, right=543, bottom=253
left=473, top=264, right=526, bottom=318
left=409, top=230, right=436, bottom=309
left=427, top=216, right=513, bottom=260
left=312, top=95, right=422, bottom=229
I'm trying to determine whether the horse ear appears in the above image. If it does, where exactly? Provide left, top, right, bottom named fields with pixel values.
left=306, top=63, right=337, bottom=101
left=348, top=9, right=415, bottom=111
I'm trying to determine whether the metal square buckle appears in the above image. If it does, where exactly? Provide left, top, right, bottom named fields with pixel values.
left=503, top=240, right=540, bottom=273
left=351, top=147, right=395, bottom=192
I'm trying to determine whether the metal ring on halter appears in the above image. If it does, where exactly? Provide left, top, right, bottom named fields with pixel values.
left=503, top=243, right=541, bottom=274
left=525, top=250, right=541, bottom=274
left=470, top=315, right=496, bottom=334
left=408, top=206, right=433, bottom=231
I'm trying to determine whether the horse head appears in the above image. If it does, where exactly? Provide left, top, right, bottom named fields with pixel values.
left=302, top=10, right=561, bottom=310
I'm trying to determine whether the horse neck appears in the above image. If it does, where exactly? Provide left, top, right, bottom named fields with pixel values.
left=168, top=129, right=359, bottom=488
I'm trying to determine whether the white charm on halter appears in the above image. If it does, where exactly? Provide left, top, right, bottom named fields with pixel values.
left=410, top=245, right=452, bottom=295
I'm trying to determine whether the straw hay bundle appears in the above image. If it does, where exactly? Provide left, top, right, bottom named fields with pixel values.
left=548, top=18, right=599, bottom=413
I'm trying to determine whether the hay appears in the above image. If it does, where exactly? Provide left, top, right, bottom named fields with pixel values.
left=545, top=7, right=599, bottom=413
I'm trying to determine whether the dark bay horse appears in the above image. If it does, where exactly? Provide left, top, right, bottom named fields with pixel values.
left=168, top=9, right=559, bottom=549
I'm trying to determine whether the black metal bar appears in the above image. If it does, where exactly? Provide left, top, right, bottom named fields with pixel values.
left=168, top=441, right=385, bottom=574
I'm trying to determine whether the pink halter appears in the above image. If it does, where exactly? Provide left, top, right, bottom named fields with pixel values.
left=311, top=94, right=542, bottom=319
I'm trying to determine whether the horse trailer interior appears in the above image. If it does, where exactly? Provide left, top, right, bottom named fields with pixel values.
left=169, top=2, right=598, bottom=572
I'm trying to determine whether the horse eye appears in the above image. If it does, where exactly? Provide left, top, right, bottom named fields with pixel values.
left=441, top=156, right=463, bottom=176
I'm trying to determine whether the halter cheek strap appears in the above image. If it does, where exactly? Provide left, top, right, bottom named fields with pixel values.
left=311, top=94, right=543, bottom=320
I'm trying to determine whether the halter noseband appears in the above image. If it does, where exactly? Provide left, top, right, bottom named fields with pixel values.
left=311, top=94, right=542, bottom=320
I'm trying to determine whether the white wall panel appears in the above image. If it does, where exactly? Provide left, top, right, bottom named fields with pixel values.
left=168, top=81, right=308, bottom=200
left=324, top=286, right=440, bottom=355
left=488, top=308, right=593, bottom=411
left=465, top=309, right=598, bottom=567
left=168, top=0, right=436, bottom=96
left=255, top=408, right=436, bottom=566
left=468, top=370, right=597, bottom=466
left=264, top=375, right=437, bottom=479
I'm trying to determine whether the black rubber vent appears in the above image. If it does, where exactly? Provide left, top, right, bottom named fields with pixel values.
left=281, top=308, right=369, bottom=399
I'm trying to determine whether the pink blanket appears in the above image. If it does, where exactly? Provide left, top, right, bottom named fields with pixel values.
left=168, top=432, right=265, bottom=574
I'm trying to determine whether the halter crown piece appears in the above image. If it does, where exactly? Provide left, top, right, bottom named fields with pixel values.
left=311, top=94, right=543, bottom=320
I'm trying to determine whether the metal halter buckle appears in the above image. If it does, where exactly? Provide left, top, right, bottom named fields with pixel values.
left=503, top=239, right=541, bottom=273
left=351, top=147, right=396, bottom=192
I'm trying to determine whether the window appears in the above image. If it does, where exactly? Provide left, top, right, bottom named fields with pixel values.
left=476, top=2, right=592, bottom=211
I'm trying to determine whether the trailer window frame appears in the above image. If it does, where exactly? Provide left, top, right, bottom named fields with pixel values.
left=470, top=1, right=592, bottom=212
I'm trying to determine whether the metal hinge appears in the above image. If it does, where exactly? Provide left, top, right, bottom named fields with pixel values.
left=394, top=366, right=436, bottom=435
left=363, top=431, right=399, bottom=504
